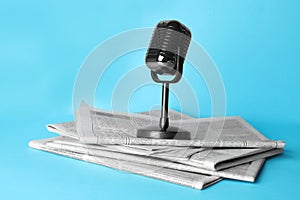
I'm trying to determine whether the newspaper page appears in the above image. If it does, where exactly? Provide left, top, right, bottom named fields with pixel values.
left=40, top=136, right=277, bottom=182
left=46, top=109, right=192, bottom=143
left=62, top=103, right=285, bottom=148
left=47, top=105, right=285, bottom=148
left=28, top=138, right=221, bottom=190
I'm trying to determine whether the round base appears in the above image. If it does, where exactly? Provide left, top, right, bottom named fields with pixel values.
left=137, top=126, right=191, bottom=140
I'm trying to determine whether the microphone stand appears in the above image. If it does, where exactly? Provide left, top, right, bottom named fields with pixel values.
left=160, top=83, right=169, bottom=131
left=137, top=81, right=190, bottom=140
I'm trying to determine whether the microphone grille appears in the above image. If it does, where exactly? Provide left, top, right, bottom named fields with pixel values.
left=149, top=20, right=191, bottom=59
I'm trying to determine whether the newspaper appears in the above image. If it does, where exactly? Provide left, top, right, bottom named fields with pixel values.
left=39, top=136, right=279, bottom=182
left=46, top=106, right=283, bottom=171
left=29, top=138, right=221, bottom=190
left=28, top=107, right=282, bottom=189
left=49, top=103, right=285, bottom=148
left=47, top=135, right=282, bottom=172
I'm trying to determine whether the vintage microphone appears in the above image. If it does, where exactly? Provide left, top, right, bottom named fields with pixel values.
left=137, top=20, right=192, bottom=139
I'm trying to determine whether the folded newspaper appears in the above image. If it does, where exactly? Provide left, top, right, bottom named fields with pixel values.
left=49, top=103, right=285, bottom=148
left=29, top=104, right=285, bottom=190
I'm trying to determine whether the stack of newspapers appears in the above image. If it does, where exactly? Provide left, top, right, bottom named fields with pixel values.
left=29, top=103, right=285, bottom=190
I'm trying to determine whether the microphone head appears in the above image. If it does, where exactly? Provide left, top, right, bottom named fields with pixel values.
left=146, top=20, right=191, bottom=83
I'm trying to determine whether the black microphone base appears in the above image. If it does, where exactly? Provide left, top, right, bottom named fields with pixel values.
left=136, top=126, right=190, bottom=140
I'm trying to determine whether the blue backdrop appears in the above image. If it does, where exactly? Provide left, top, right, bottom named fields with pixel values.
left=1, top=0, right=299, bottom=199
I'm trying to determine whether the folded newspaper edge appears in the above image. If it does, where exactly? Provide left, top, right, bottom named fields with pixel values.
left=29, top=136, right=275, bottom=182
left=28, top=139, right=222, bottom=190
left=46, top=121, right=279, bottom=172
left=44, top=136, right=282, bottom=175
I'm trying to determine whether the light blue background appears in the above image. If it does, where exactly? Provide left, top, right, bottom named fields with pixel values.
left=1, top=0, right=299, bottom=199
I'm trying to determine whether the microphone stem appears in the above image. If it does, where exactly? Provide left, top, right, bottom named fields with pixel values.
left=160, top=82, right=169, bottom=131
